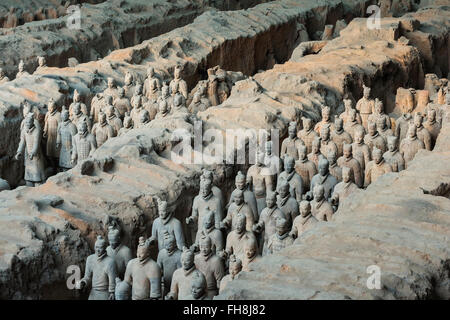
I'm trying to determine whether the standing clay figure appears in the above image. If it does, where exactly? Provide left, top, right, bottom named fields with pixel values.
left=383, top=136, right=405, bottom=172
left=242, top=237, right=261, bottom=272
left=308, top=158, right=338, bottom=200
left=43, top=99, right=61, bottom=169
left=150, top=199, right=185, bottom=251
left=131, top=82, right=147, bottom=107
left=71, top=121, right=97, bottom=165
left=170, top=65, right=188, bottom=100
left=267, top=218, right=294, bottom=254
left=247, top=150, right=274, bottom=215
left=206, top=68, right=220, bottom=106
left=16, top=60, right=30, bottom=79
left=399, top=125, right=425, bottom=168
left=219, top=255, right=242, bottom=294
left=144, top=67, right=162, bottom=97
left=123, top=72, right=135, bottom=99
left=311, top=185, right=334, bottom=221
left=337, top=143, right=363, bottom=188
left=253, top=191, right=286, bottom=256
left=130, top=96, right=144, bottom=126
left=298, top=117, right=319, bottom=154
left=423, top=109, right=440, bottom=149
left=364, top=121, right=387, bottom=154
left=187, top=178, right=223, bottom=230
left=4, top=7, right=18, bottom=28
left=71, top=102, right=91, bottom=132
left=114, top=87, right=132, bottom=118
left=330, top=166, right=359, bottom=208
left=308, top=137, right=325, bottom=169
left=414, top=113, right=432, bottom=151
left=395, top=112, right=413, bottom=142
left=193, top=208, right=224, bottom=254
left=264, top=141, right=281, bottom=182
left=103, top=77, right=118, bottom=100
left=364, top=148, right=392, bottom=186
left=35, top=56, right=47, bottom=73
left=281, top=122, right=304, bottom=160
left=106, top=226, right=132, bottom=280
left=157, top=231, right=182, bottom=297
left=118, top=114, right=133, bottom=136
left=56, top=110, right=77, bottom=171
left=106, top=105, right=122, bottom=136
left=368, top=99, right=391, bottom=129
left=344, top=108, right=365, bottom=140
left=222, top=213, right=258, bottom=262
left=221, top=189, right=254, bottom=232
left=194, top=235, right=225, bottom=299
left=277, top=156, right=303, bottom=201
left=339, top=99, right=362, bottom=126
left=92, top=112, right=114, bottom=147
left=79, top=235, right=117, bottom=300
left=356, top=84, right=375, bottom=130
left=276, top=180, right=299, bottom=225
left=155, top=99, right=170, bottom=120
left=0, top=68, right=10, bottom=83
left=327, top=150, right=342, bottom=182
left=90, top=93, right=104, bottom=124
left=15, top=115, right=46, bottom=186
left=188, top=88, right=211, bottom=114
left=376, top=117, right=394, bottom=140
left=314, top=106, right=334, bottom=134
left=188, top=270, right=210, bottom=300
left=166, top=247, right=198, bottom=300
left=69, top=90, right=88, bottom=118
left=145, top=78, right=161, bottom=102
left=159, top=83, right=173, bottom=107
left=295, top=145, right=317, bottom=192
left=291, top=200, right=318, bottom=239
left=228, top=171, right=258, bottom=222
left=201, top=169, right=225, bottom=211
left=352, top=127, right=371, bottom=172
left=123, top=237, right=162, bottom=300
left=171, top=93, right=189, bottom=115
left=331, top=117, right=353, bottom=157
left=319, top=126, right=338, bottom=158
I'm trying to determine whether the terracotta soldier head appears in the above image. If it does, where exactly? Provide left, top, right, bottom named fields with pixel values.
left=349, top=108, right=357, bottom=123
left=318, top=158, right=329, bottom=177
left=106, top=105, right=115, bottom=118
left=124, top=72, right=133, bottom=86
left=322, top=106, right=331, bottom=122
left=368, top=121, right=377, bottom=136
left=18, top=60, right=25, bottom=73
left=157, top=199, right=172, bottom=222
left=414, top=113, right=423, bottom=128
left=173, top=93, right=183, bottom=108
left=108, top=226, right=121, bottom=250
left=363, top=85, right=371, bottom=99
left=117, top=87, right=125, bottom=98
left=191, top=270, right=207, bottom=300
left=78, top=121, right=88, bottom=136
left=140, top=110, right=150, bottom=125
left=135, top=82, right=143, bottom=95
left=343, top=99, right=352, bottom=111
left=199, top=235, right=212, bottom=257
left=299, top=200, right=311, bottom=217
left=202, top=208, right=215, bottom=231
left=61, top=109, right=70, bottom=122
left=327, top=149, right=337, bottom=166
left=123, top=114, right=132, bottom=128
left=341, top=166, right=354, bottom=183
left=136, top=237, right=150, bottom=262
left=354, top=127, right=364, bottom=143
left=99, top=111, right=107, bottom=125
left=173, top=65, right=182, bottom=80
left=200, top=178, right=212, bottom=199
left=229, top=255, right=242, bottom=278
left=233, top=213, right=246, bottom=235
left=94, top=235, right=107, bottom=257
left=235, top=171, right=246, bottom=190
left=105, top=95, right=114, bottom=106
left=38, top=56, right=46, bottom=67
left=161, top=83, right=170, bottom=98
left=376, top=117, right=387, bottom=132
left=256, top=149, right=265, bottom=166
left=234, top=189, right=244, bottom=206
left=158, top=100, right=168, bottom=114
left=278, top=180, right=290, bottom=198
left=133, top=96, right=142, bottom=109
left=25, top=113, right=34, bottom=130
left=343, top=143, right=352, bottom=159
left=107, top=77, right=115, bottom=89
left=320, top=125, right=330, bottom=141
left=298, top=145, right=307, bottom=160
left=303, top=117, right=313, bottom=131
left=387, top=136, right=398, bottom=152
left=284, top=155, right=295, bottom=173
left=266, top=191, right=277, bottom=208
left=335, top=118, right=344, bottom=132
left=288, top=121, right=297, bottom=138
left=426, top=109, right=436, bottom=124
left=244, top=237, right=258, bottom=260
left=275, top=217, right=290, bottom=236
left=374, top=99, right=384, bottom=114
left=372, top=147, right=383, bottom=164
left=181, top=247, right=195, bottom=271
left=313, top=184, right=325, bottom=202
left=312, top=137, right=321, bottom=154
left=48, top=99, right=56, bottom=113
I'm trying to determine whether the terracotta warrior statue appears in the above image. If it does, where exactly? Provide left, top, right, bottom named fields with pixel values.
left=188, top=270, right=210, bottom=300
left=69, top=89, right=88, bottom=118
left=170, top=65, right=188, bottom=100
left=71, top=121, right=97, bottom=165
left=339, top=99, right=362, bottom=126
left=159, top=82, right=172, bottom=107
left=376, top=117, right=394, bottom=141
left=308, top=137, right=325, bottom=169
left=267, top=217, right=294, bottom=254
left=242, top=237, right=261, bottom=272
left=92, top=112, right=114, bottom=147
left=277, top=155, right=303, bottom=202
left=150, top=199, right=185, bottom=251
left=222, top=213, right=258, bottom=262
left=423, top=109, right=440, bottom=149
left=308, top=157, right=338, bottom=200
left=90, top=93, right=104, bottom=124
left=106, top=104, right=122, bottom=137
left=351, top=127, right=371, bottom=172
left=399, top=125, right=425, bottom=168
left=228, top=171, right=258, bottom=222
left=247, top=150, right=274, bottom=215
left=264, top=140, right=282, bottom=182
left=253, top=191, right=286, bottom=256
left=330, top=166, right=359, bottom=208
left=337, top=143, right=363, bottom=188
left=71, top=102, right=91, bottom=132
left=114, top=87, right=132, bottom=118
left=188, top=87, right=211, bottom=114
left=414, top=113, right=432, bottom=151
left=364, top=121, right=387, bottom=154
left=155, top=99, right=170, bottom=119
left=281, top=121, right=304, bottom=160
left=298, top=117, right=319, bottom=154
left=277, top=180, right=299, bottom=226
left=314, top=106, right=334, bottom=134
left=103, top=77, right=118, bottom=100
left=166, top=247, right=198, bottom=300
left=331, top=117, right=353, bottom=157
left=311, top=184, right=334, bottom=221
left=319, top=125, right=338, bottom=158
left=290, top=200, right=318, bottom=239
left=219, top=255, right=242, bottom=294
left=187, top=178, right=223, bottom=230
left=16, top=60, right=30, bottom=79
left=295, top=144, right=317, bottom=193
left=368, top=99, right=391, bottom=129
left=364, top=147, right=393, bottom=187
left=383, top=136, right=405, bottom=172
left=344, top=108, right=365, bottom=140
left=35, top=56, right=47, bottom=73
left=123, top=71, right=136, bottom=99
left=327, top=149, right=342, bottom=182
left=201, top=169, right=225, bottom=211
left=106, top=226, right=132, bottom=280
left=221, top=189, right=254, bottom=232
left=193, top=208, right=224, bottom=254
left=79, top=235, right=117, bottom=300
left=157, top=231, right=182, bottom=297
left=56, top=110, right=77, bottom=171
left=15, top=114, right=46, bottom=186
left=395, top=112, right=413, bottom=142
left=356, top=84, right=375, bottom=130
left=43, top=99, right=61, bottom=169
left=131, top=82, right=147, bottom=107
left=194, top=235, right=225, bottom=298
left=144, top=67, right=162, bottom=97
left=123, top=237, right=162, bottom=300
left=171, top=93, right=189, bottom=115
left=0, top=67, right=10, bottom=83
left=118, top=114, right=133, bottom=136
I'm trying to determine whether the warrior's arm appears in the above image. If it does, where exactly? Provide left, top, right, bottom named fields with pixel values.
left=149, top=265, right=162, bottom=299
